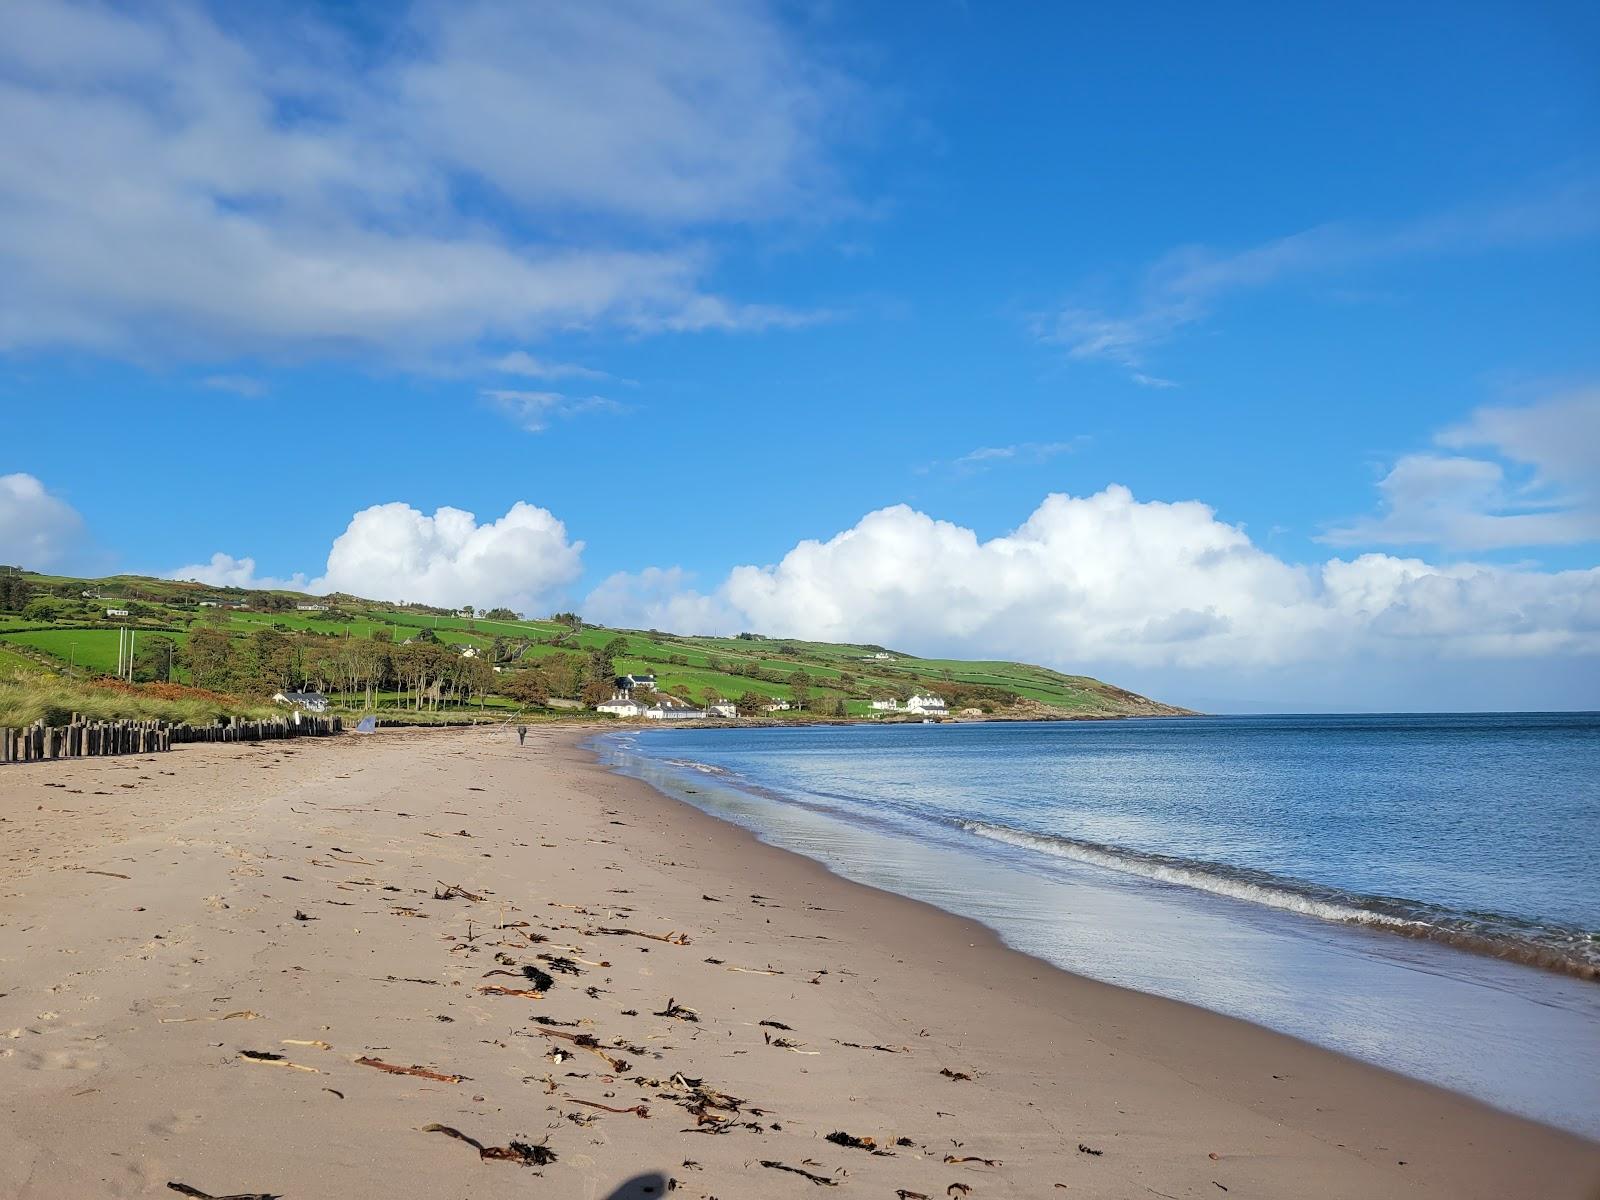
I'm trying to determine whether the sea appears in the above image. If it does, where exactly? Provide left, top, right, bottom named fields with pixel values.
left=594, top=714, right=1600, bottom=1138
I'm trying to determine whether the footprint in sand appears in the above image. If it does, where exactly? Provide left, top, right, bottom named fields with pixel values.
left=147, top=1108, right=204, bottom=1136
left=20, top=1047, right=101, bottom=1071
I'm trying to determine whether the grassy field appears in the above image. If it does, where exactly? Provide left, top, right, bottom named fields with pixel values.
left=0, top=627, right=186, bottom=676
left=0, top=570, right=1191, bottom=720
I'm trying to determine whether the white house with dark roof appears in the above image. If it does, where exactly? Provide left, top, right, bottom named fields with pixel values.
left=596, top=694, right=645, bottom=717
left=904, top=693, right=948, bottom=716
left=272, top=690, right=330, bottom=713
left=644, top=704, right=706, bottom=721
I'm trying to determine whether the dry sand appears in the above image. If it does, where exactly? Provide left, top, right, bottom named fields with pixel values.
left=1, top=726, right=1596, bottom=1199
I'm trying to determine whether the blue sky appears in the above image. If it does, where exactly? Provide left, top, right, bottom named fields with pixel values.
left=1, top=0, right=1597, bottom=710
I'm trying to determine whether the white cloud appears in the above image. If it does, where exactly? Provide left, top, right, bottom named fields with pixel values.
left=170, top=501, right=585, bottom=612
left=0, top=472, right=85, bottom=568
left=1047, top=183, right=1600, bottom=373
left=584, top=566, right=738, bottom=634
left=491, top=352, right=611, bottom=382
left=1324, top=388, right=1600, bottom=550
left=167, top=551, right=307, bottom=591
left=585, top=486, right=1600, bottom=680
left=312, top=501, right=583, bottom=612
left=483, top=389, right=625, bottom=433
left=0, top=0, right=840, bottom=362
left=200, top=374, right=268, bottom=397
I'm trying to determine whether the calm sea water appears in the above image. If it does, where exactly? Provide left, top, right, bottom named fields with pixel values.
left=595, top=715, right=1600, bottom=1136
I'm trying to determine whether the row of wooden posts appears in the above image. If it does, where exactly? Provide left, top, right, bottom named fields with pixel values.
left=1, top=713, right=343, bottom=764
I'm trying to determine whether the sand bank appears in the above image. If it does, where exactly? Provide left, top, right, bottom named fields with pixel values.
left=1, top=727, right=1594, bottom=1198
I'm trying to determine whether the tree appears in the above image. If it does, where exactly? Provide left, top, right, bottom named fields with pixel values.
left=182, top=626, right=235, bottom=689
left=501, top=668, right=549, bottom=706
left=737, top=690, right=765, bottom=716
left=484, top=607, right=518, bottom=621
left=240, top=626, right=294, bottom=693
left=132, top=635, right=177, bottom=683
left=788, top=669, right=813, bottom=711
left=0, top=573, right=33, bottom=613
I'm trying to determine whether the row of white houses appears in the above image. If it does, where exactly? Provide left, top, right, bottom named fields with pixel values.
left=597, top=690, right=949, bottom=720
left=869, top=693, right=949, bottom=715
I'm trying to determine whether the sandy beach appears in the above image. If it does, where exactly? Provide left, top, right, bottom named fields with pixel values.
left=1, top=726, right=1595, bottom=1200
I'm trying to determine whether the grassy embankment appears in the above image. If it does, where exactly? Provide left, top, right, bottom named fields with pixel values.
left=0, top=570, right=1192, bottom=724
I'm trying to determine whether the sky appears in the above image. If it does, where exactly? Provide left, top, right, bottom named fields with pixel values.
left=1, top=0, right=1597, bottom=712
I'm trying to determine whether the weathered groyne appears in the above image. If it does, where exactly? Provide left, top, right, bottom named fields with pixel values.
left=0, top=713, right=342, bottom=763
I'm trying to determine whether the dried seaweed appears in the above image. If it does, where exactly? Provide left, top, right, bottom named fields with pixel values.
left=939, top=1069, right=972, bottom=1081
left=479, top=984, right=546, bottom=999
left=760, top=1161, right=838, bottom=1187
left=758, top=1019, right=794, bottom=1031
left=593, top=926, right=692, bottom=945
left=1077, top=1143, right=1103, bottom=1156
left=537, top=1029, right=631, bottom=1072
left=355, top=1056, right=465, bottom=1083
left=564, top=1096, right=650, bottom=1117
left=422, top=1123, right=556, bottom=1165
left=166, top=1185, right=281, bottom=1200
left=238, top=1050, right=319, bottom=1074
left=653, top=997, right=699, bottom=1023
left=944, top=1155, right=1002, bottom=1167
left=537, top=954, right=583, bottom=976
left=433, top=882, right=485, bottom=901
left=825, top=1131, right=889, bottom=1155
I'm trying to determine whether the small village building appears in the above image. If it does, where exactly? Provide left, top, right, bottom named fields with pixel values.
left=596, top=694, right=645, bottom=718
left=762, top=700, right=791, bottom=713
left=105, top=608, right=129, bottom=617
left=645, top=705, right=706, bottom=721
left=295, top=603, right=330, bottom=612
left=613, top=673, right=657, bottom=694
left=272, top=690, right=330, bottom=713
left=707, top=701, right=738, bottom=718
left=905, top=693, right=949, bottom=716
left=870, top=697, right=901, bottom=711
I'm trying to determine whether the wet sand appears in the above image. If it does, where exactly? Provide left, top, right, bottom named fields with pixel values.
left=0, top=726, right=1595, bottom=1199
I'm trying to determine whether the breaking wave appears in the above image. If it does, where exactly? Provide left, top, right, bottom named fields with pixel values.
left=961, top=821, right=1599, bottom=982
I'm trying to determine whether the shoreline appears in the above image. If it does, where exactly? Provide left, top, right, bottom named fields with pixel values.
left=585, top=731, right=1600, bottom=1138
left=0, top=726, right=1594, bottom=1198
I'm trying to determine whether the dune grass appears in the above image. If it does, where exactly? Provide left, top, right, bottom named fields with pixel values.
left=0, top=675, right=275, bottom=729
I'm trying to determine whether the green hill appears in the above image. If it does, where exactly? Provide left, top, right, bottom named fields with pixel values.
left=0, top=567, right=1193, bottom=721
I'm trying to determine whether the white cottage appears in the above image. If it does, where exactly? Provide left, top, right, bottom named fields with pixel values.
left=904, top=693, right=948, bottom=716
left=596, top=694, right=645, bottom=718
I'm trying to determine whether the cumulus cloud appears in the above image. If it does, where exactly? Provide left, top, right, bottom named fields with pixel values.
left=166, top=552, right=307, bottom=591
left=169, top=501, right=585, bottom=612
left=0, top=472, right=85, bottom=568
left=585, top=486, right=1600, bottom=674
left=584, top=566, right=739, bottom=634
left=312, top=501, right=583, bottom=612
left=1324, top=388, right=1600, bottom=550
left=0, top=0, right=840, bottom=362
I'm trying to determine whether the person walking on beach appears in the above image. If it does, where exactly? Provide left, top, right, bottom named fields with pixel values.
left=517, top=724, right=528, bottom=746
